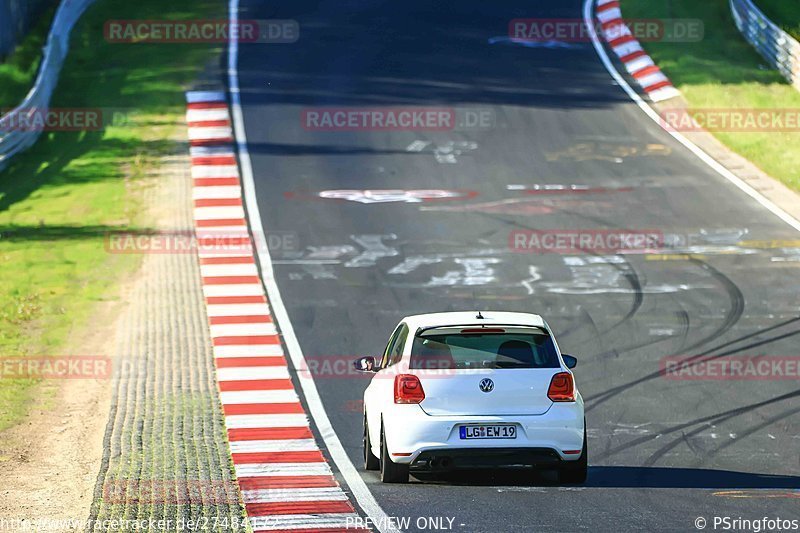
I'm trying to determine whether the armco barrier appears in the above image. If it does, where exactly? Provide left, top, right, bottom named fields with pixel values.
left=0, top=0, right=96, bottom=172
left=730, top=0, right=800, bottom=90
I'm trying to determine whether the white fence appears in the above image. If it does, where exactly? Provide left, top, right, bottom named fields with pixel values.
left=730, top=0, right=800, bottom=90
left=0, top=0, right=97, bottom=172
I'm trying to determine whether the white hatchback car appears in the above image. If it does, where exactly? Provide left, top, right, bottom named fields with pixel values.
left=354, top=311, right=586, bottom=484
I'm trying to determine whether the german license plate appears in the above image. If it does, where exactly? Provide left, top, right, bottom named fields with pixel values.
left=459, top=424, right=516, bottom=439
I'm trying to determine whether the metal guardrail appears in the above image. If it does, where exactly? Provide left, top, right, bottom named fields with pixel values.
left=0, top=0, right=96, bottom=172
left=730, top=0, right=800, bottom=90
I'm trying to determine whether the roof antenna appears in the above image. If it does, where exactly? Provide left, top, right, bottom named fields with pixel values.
left=476, top=311, right=485, bottom=320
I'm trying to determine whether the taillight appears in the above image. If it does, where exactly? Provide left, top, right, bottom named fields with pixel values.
left=394, top=374, right=425, bottom=404
left=548, top=372, right=575, bottom=402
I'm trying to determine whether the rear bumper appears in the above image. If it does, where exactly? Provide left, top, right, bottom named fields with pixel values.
left=411, top=447, right=563, bottom=472
left=382, top=400, right=584, bottom=466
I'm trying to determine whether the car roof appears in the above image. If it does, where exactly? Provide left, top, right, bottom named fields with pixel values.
left=401, top=311, right=547, bottom=332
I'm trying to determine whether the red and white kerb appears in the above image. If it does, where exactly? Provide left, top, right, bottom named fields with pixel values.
left=596, top=0, right=680, bottom=102
left=186, top=90, right=366, bottom=533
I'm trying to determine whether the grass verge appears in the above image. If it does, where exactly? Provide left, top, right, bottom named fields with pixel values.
left=622, top=0, right=800, bottom=192
left=0, top=0, right=224, bottom=431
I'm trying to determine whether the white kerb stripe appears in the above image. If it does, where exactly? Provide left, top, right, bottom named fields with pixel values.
left=193, top=186, right=244, bottom=200
left=195, top=225, right=249, bottom=234
left=225, top=413, right=309, bottom=429
left=242, top=487, right=346, bottom=503
left=188, top=126, right=233, bottom=141
left=217, top=366, right=289, bottom=381
left=191, top=165, right=240, bottom=179
left=186, top=90, right=226, bottom=103
left=624, top=55, right=655, bottom=73
left=200, top=263, right=259, bottom=277
left=193, top=205, right=246, bottom=220
left=612, top=40, right=643, bottom=58
left=207, top=303, right=271, bottom=317
left=235, top=462, right=332, bottom=478
left=202, top=284, right=264, bottom=297
left=597, top=7, right=621, bottom=23
left=209, top=323, right=277, bottom=338
left=190, top=145, right=235, bottom=157
left=220, top=390, right=299, bottom=405
left=637, top=71, right=669, bottom=88
left=214, top=345, right=283, bottom=358
left=229, top=438, right=317, bottom=453
left=648, top=86, right=682, bottom=103
left=187, top=108, right=230, bottom=122
left=197, top=248, right=254, bottom=259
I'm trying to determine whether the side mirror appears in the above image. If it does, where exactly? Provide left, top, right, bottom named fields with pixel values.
left=354, top=356, right=378, bottom=373
left=562, top=354, right=577, bottom=369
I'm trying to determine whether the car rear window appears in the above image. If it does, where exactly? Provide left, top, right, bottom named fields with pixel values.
left=410, top=331, right=560, bottom=369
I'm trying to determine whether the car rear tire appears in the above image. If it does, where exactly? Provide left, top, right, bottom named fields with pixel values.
left=363, top=417, right=379, bottom=471
left=380, top=426, right=409, bottom=483
left=559, top=425, right=588, bottom=484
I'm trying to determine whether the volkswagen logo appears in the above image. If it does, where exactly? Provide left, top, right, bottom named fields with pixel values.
left=479, top=378, right=494, bottom=393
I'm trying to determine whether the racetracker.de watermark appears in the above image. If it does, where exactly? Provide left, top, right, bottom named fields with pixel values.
left=0, top=356, right=111, bottom=379
left=0, top=108, right=131, bottom=132
left=509, top=18, right=704, bottom=43
left=104, top=19, right=298, bottom=43
left=662, top=356, right=800, bottom=381
left=300, top=107, right=495, bottom=131
left=660, top=108, right=800, bottom=132
left=510, top=229, right=664, bottom=254
left=104, top=230, right=299, bottom=255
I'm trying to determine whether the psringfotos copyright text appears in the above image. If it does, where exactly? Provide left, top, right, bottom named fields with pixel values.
left=696, top=516, right=799, bottom=532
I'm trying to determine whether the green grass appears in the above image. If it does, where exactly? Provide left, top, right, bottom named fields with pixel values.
left=0, top=0, right=225, bottom=431
left=622, top=0, right=800, bottom=192
left=754, top=0, right=800, bottom=41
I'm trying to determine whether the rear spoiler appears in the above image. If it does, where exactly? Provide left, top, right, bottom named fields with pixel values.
left=415, top=323, right=548, bottom=337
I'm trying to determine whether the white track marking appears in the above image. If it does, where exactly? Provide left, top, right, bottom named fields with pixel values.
left=227, top=0, right=400, bottom=530
left=583, top=0, right=800, bottom=234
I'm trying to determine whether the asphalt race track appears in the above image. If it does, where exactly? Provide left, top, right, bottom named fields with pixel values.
left=235, top=0, right=800, bottom=530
